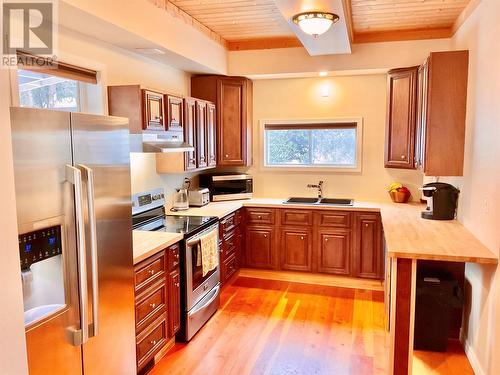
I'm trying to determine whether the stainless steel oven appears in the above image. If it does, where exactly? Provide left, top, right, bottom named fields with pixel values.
left=184, top=223, right=220, bottom=341
left=200, top=173, right=253, bottom=201
left=132, top=188, right=221, bottom=341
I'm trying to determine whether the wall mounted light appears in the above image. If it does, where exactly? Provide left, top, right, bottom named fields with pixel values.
left=319, top=71, right=328, bottom=77
left=292, top=11, right=339, bottom=37
left=321, top=83, right=330, bottom=97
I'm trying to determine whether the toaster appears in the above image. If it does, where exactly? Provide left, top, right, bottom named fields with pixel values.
left=188, top=188, right=210, bottom=207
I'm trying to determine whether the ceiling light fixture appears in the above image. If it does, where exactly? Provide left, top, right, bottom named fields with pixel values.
left=292, top=11, right=339, bottom=37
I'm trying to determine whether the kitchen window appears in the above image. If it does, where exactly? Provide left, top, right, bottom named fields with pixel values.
left=12, top=51, right=101, bottom=113
left=263, top=119, right=362, bottom=171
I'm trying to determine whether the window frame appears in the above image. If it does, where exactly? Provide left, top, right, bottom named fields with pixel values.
left=259, top=118, right=363, bottom=173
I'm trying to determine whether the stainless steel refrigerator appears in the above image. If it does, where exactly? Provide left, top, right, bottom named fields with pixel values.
left=11, top=107, right=136, bottom=374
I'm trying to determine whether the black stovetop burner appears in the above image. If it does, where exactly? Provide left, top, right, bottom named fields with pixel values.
left=162, top=215, right=218, bottom=236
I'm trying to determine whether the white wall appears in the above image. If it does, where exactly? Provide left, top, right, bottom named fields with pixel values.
left=0, top=71, right=29, bottom=375
left=55, top=26, right=195, bottom=203
left=448, top=1, right=500, bottom=374
left=247, top=74, right=423, bottom=201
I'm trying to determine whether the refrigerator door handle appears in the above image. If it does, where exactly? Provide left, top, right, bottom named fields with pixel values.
left=78, top=164, right=99, bottom=338
left=65, top=164, right=89, bottom=345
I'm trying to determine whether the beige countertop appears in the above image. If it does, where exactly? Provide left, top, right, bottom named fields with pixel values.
left=379, top=203, right=498, bottom=264
left=132, top=230, right=183, bottom=265
left=168, top=198, right=498, bottom=264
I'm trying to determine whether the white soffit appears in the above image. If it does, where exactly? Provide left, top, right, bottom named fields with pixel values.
left=273, top=0, right=351, bottom=56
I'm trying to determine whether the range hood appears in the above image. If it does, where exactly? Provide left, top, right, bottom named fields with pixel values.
left=131, top=131, right=194, bottom=153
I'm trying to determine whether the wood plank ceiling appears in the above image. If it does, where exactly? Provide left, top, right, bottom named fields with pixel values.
left=349, top=0, right=472, bottom=43
left=161, top=0, right=472, bottom=50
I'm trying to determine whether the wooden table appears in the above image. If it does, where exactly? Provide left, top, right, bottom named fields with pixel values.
left=380, top=203, right=498, bottom=375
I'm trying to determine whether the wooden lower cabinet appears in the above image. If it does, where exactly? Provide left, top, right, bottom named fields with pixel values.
left=353, top=212, right=383, bottom=279
left=316, top=229, right=351, bottom=276
left=167, top=268, right=181, bottom=337
left=134, top=243, right=181, bottom=373
left=280, top=227, right=312, bottom=272
left=220, top=209, right=244, bottom=286
left=243, top=208, right=383, bottom=279
left=245, top=226, right=276, bottom=269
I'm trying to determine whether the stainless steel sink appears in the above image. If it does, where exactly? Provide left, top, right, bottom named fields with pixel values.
left=285, top=197, right=320, bottom=204
left=285, top=197, right=354, bottom=206
left=319, top=198, right=354, bottom=206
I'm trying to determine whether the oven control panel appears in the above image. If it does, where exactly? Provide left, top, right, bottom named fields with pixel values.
left=132, top=188, right=165, bottom=215
left=19, top=225, right=62, bottom=270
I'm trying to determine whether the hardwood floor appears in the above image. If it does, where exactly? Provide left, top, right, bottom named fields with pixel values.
left=150, top=276, right=473, bottom=375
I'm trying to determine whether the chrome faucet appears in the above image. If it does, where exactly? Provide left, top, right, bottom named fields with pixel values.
left=307, top=180, right=324, bottom=199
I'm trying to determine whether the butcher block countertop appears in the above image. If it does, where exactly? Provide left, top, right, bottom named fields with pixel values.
left=169, top=198, right=498, bottom=265
left=379, top=203, right=498, bottom=264
left=132, top=230, right=183, bottom=265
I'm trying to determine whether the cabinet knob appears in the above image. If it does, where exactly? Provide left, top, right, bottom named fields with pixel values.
left=225, top=154, right=229, bottom=158
left=149, top=303, right=156, bottom=309
left=148, top=269, right=155, bottom=275
left=258, top=215, right=262, bottom=219
left=365, top=223, right=369, bottom=227
left=325, top=238, right=328, bottom=242
left=175, top=282, right=180, bottom=287
left=263, top=234, right=267, bottom=238
left=401, top=155, right=406, bottom=160
left=301, top=236, right=304, bottom=240
left=150, top=340, right=157, bottom=346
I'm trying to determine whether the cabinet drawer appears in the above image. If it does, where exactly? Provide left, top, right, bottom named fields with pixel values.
left=135, top=282, right=166, bottom=333
left=136, top=314, right=168, bottom=369
left=222, top=253, right=238, bottom=283
left=167, top=243, right=180, bottom=270
left=221, top=228, right=240, bottom=258
left=246, top=208, right=275, bottom=224
left=281, top=209, right=313, bottom=226
left=316, top=211, right=351, bottom=228
left=220, top=212, right=237, bottom=238
left=135, top=251, right=166, bottom=292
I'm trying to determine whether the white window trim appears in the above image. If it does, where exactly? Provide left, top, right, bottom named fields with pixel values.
left=259, top=117, right=363, bottom=173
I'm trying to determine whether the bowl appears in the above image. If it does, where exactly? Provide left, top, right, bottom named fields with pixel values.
left=389, top=190, right=411, bottom=203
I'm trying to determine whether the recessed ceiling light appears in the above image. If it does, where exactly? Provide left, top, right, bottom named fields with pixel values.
left=135, top=48, right=166, bottom=55
left=292, top=11, right=339, bottom=37
left=319, top=71, right=328, bottom=77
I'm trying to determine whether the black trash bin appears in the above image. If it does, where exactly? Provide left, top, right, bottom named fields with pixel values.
left=414, top=275, right=463, bottom=352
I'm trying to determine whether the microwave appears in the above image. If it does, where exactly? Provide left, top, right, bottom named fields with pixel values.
left=199, top=173, right=253, bottom=201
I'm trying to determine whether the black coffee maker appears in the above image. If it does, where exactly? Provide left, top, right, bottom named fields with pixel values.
left=420, top=182, right=460, bottom=220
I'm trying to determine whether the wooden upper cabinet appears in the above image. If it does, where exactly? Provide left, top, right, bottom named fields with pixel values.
left=165, top=94, right=183, bottom=132
left=184, top=98, right=197, bottom=171
left=191, top=75, right=253, bottom=167
left=385, top=67, right=418, bottom=169
left=418, top=51, right=469, bottom=176
left=353, top=213, right=382, bottom=279
left=144, top=89, right=165, bottom=131
left=195, top=100, right=208, bottom=168
left=207, top=103, right=217, bottom=167
left=317, top=229, right=351, bottom=276
left=280, top=228, right=312, bottom=272
left=386, top=50, right=469, bottom=176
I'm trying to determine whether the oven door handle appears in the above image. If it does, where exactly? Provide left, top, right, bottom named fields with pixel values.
left=189, top=284, right=220, bottom=316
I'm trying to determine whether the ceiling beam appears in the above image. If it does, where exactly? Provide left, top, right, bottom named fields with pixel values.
left=341, top=0, right=354, bottom=43
left=227, top=37, right=302, bottom=51
left=353, top=27, right=452, bottom=44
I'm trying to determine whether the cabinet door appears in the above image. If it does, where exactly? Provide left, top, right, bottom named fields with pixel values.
left=217, top=79, right=246, bottom=166
left=166, top=94, right=183, bottom=132
left=354, top=213, right=382, bottom=279
left=245, top=226, right=275, bottom=269
left=168, top=268, right=181, bottom=337
left=385, top=67, right=418, bottom=169
left=280, top=228, right=312, bottom=272
left=207, top=103, right=217, bottom=167
left=195, top=100, right=207, bottom=168
left=317, top=229, right=351, bottom=276
left=143, top=90, right=164, bottom=131
left=184, top=98, right=197, bottom=171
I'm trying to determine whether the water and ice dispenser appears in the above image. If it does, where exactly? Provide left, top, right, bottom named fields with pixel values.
left=20, top=224, right=66, bottom=326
